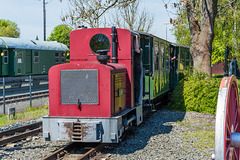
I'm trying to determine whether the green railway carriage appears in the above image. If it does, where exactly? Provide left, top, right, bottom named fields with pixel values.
left=137, top=32, right=171, bottom=106
left=136, top=32, right=192, bottom=107
left=169, top=43, right=193, bottom=89
left=0, top=37, right=68, bottom=77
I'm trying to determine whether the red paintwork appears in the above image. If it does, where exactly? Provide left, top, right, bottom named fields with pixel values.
left=49, top=62, right=127, bottom=117
left=70, top=28, right=131, bottom=61
left=48, top=28, right=133, bottom=117
left=70, top=28, right=133, bottom=108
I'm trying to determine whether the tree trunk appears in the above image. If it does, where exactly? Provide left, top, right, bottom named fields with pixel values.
left=190, top=22, right=212, bottom=75
left=187, top=0, right=218, bottom=77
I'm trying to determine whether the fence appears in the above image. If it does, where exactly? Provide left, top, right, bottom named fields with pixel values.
left=0, top=75, right=48, bottom=114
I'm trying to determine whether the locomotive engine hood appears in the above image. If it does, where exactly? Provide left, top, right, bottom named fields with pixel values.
left=48, top=61, right=129, bottom=118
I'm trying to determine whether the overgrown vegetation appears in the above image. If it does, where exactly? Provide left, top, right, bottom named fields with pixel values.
left=169, top=72, right=223, bottom=114
left=0, top=105, right=48, bottom=127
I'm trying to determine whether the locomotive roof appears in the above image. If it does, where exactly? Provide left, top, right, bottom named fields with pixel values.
left=0, top=37, right=68, bottom=51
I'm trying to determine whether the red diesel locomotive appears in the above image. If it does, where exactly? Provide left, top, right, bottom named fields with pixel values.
left=42, top=27, right=143, bottom=143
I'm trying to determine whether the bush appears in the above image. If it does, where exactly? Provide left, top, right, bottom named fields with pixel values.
left=169, top=77, right=221, bottom=114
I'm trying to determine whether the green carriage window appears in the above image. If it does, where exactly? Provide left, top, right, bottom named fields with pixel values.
left=55, top=52, right=59, bottom=63
left=4, top=50, right=8, bottom=56
left=89, top=34, right=110, bottom=54
left=17, top=51, right=23, bottom=63
left=154, top=42, right=159, bottom=71
left=34, top=51, right=39, bottom=63
left=3, top=50, right=8, bottom=64
left=61, top=52, right=66, bottom=63
left=185, top=60, right=190, bottom=68
left=165, top=45, right=169, bottom=69
left=161, top=43, right=165, bottom=68
left=180, top=49, right=185, bottom=61
left=186, top=50, right=190, bottom=60
left=179, top=49, right=185, bottom=71
left=34, top=51, right=38, bottom=57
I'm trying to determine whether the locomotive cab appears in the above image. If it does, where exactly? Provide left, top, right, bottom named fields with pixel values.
left=43, top=28, right=143, bottom=143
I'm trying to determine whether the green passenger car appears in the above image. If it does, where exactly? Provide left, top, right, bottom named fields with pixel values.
left=169, top=44, right=193, bottom=89
left=0, top=37, right=68, bottom=77
left=137, top=32, right=171, bottom=106
left=136, top=32, right=191, bottom=107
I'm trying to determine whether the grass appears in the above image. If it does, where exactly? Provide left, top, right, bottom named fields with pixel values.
left=0, top=105, right=49, bottom=127
left=183, top=131, right=215, bottom=152
left=176, top=120, right=185, bottom=126
left=177, top=118, right=215, bottom=153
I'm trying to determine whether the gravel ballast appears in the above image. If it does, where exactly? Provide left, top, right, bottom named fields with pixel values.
left=104, top=109, right=215, bottom=160
left=0, top=109, right=215, bottom=160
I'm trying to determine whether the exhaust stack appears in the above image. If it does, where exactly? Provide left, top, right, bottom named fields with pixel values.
left=111, top=27, right=118, bottom=63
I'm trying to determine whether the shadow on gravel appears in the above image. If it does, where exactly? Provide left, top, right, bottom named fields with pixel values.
left=104, top=81, right=187, bottom=156
left=106, top=85, right=186, bottom=155
left=104, top=109, right=186, bottom=156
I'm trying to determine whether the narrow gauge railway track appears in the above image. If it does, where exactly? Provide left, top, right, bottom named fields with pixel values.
left=0, top=90, right=49, bottom=105
left=0, top=122, right=42, bottom=146
left=41, top=143, right=108, bottom=160
left=41, top=102, right=166, bottom=160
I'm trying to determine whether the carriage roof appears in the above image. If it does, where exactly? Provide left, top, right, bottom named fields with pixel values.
left=171, top=43, right=190, bottom=49
left=0, top=37, right=68, bottom=51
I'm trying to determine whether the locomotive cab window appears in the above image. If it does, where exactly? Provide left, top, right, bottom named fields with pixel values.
left=3, top=50, right=8, bottom=64
left=34, top=51, right=39, bottom=63
left=55, top=52, right=60, bottom=63
left=89, top=34, right=110, bottom=54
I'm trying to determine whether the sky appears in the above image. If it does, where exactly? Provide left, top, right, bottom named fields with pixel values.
left=0, top=0, right=176, bottom=42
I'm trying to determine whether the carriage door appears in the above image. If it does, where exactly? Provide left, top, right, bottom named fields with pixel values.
left=26, top=50, right=32, bottom=74
left=2, top=49, right=9, bottom=76
left=141, top=35, right=152, bottom=104
left=169, top=45, right=179, bottom=90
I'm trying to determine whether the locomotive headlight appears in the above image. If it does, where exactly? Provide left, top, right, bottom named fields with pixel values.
left=1, top=52, right=4, bottom=56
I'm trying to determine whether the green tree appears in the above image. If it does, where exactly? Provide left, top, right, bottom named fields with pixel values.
left=170, top=0, right=240, bottom=66
left=48, top=24, right=72, bottom=62
left=47, top=24, right=72, bottom=49
left=171, top=10, right=190, bottom=46
left=212, top=0, right=240, bottom=64
left=0, top=19, right=20, bottom=38
left=166, top=0, right=218, bottom=77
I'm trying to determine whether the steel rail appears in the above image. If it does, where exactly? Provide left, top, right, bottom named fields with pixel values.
left=41, top=143, right=76, bottom=160
left=41, top=143, right=105, bottom=160
left=0, top=90, right=49, bottom=105
left=77, top=144, right=105, bottom=160
left=0, top=122, right=42, bottom=146
left=0, top=122, right=42, bottom=138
